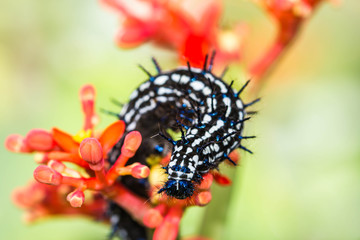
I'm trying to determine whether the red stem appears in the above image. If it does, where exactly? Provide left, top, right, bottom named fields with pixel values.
left=47, top=151, right=90, bottom=169
left=95, top=168, right=108, bottom=187
left=109, top=184, right=152, bottom=223
left=250, top=40, right=286, bottom=80
left=106, top=154, right=130, bottom=184
left=153, top=206, right=183, bottom=240
left=249, top=21, right=302, bottom=91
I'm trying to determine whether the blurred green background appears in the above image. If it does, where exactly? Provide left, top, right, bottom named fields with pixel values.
left=1, top=0, right=360, bottom=239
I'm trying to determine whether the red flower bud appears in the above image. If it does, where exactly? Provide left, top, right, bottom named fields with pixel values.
left=79, top=85, right=96, bottom=131
left=198, top=173, right=213, bottom=190
left=66, top=190, right=85, bottom=208
left=79, top=138, right=104, bottom=171
left=79, top=84, right=95, bottom=102
left=228, top=150, right=240, bottom=165
left=195, top=191, right=212, bottom=206
left=121, top=131, right=142, bottom=158
left=25, top=129, right=55, bottom=151
left=33, top=165, right=62, bottom=186
left=131, top=163, right=150, bottom=179
left=5, top=134, right=30, bottom=153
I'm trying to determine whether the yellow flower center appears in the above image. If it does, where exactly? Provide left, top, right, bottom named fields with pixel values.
left=73, top=129, right=92, bottom=143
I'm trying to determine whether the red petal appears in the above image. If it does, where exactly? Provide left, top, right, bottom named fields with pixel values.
left=98, top=120, right=125, bottom=155
left=52, top=128, right=79, bottom=154
left=212, top=171, right=232, bottom=186
left=116, top=19, right=154, bottom=48
left=180, top=33, right=210, bottom=68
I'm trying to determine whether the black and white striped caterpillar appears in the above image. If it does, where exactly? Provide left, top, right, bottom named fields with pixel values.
left=107, top=54, right=258, bottom=239
left=109, top=54, right=258, bottom=200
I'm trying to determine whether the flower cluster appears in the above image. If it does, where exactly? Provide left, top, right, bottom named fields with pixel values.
left=6, top=85, right=151, bottom=223
left=5, top=84, right=237, bottom=239
left=101, top=0, right=245, bottom=68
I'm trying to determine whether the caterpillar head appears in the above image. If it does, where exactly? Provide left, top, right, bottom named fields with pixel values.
left=158, top=179, right=194, bottom=199
left=158, top=144, right=199, bottom=199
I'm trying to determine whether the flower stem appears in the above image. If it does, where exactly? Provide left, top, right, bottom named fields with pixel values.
left=249, top=21, right=301, bottom=91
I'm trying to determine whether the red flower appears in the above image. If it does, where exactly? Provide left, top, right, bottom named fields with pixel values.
left=101, top=0, right=244, bottom=68
left=5, top=85, right=153, bottom=223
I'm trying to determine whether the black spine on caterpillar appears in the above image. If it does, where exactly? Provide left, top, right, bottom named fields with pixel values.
left=112, top=55, right=258, bottom=200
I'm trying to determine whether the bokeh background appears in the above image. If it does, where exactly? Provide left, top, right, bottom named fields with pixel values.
left=1, top=0, right=360, bottom=239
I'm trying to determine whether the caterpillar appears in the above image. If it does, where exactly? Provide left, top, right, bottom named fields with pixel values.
left=107, top=54, right=258, bottom=239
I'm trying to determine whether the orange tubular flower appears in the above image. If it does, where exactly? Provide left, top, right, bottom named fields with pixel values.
left=101, top=0, right=245, bottom=68
left=6, top=85, right=151, bottom=222
left=5, top=84, right=237, bottom=240
left=12, top=180, right=106, bottom=222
